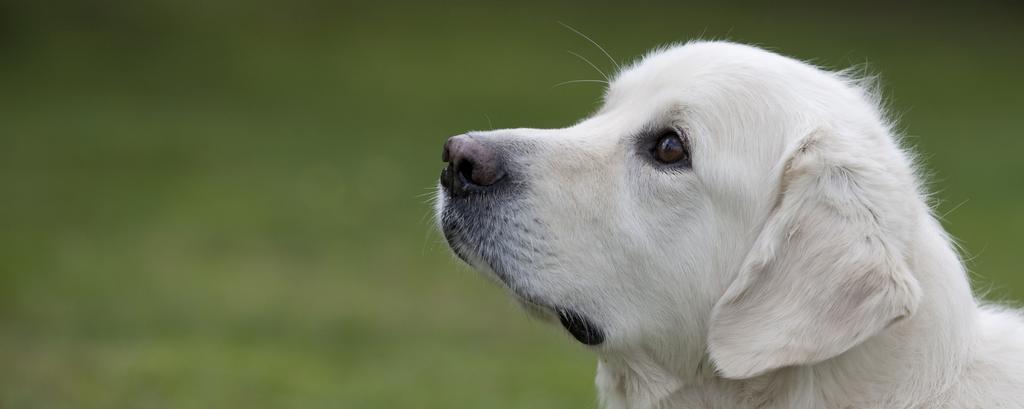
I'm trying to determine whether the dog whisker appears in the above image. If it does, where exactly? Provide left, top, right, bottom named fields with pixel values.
left=551, top=79, right=608, bottom=88
left=558, top=21, right=620, bottom=71
left=567, top=50, right=610, bottom=83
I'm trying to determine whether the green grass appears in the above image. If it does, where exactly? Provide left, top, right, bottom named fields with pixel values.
left=1, top=1, right=1022, bottom=408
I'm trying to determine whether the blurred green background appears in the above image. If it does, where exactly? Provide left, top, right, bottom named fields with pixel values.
left=1, top=1, right=1022, bottom=408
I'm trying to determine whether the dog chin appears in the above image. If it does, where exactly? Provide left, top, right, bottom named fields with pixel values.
left=440, top=209, right=606, bottom=346
left=510, top=283, right=608, bottom=346
left=513, top=289, right=606, bottom=347
left=516, top=296, right=559, bottom=322
left=459, top=246, right=607, bottom=346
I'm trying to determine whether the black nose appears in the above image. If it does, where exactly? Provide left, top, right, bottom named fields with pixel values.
left=440, top=134, right=505, bottom=196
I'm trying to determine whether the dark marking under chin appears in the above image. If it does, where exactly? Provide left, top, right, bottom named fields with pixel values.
left=558, top=308, right=604, bottom=346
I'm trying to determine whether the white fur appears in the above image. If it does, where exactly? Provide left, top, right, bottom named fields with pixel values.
left=437, top=41, right=1024, bottom=408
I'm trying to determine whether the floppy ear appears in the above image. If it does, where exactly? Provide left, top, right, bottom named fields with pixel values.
left=707, top=129, right=921, bottom=379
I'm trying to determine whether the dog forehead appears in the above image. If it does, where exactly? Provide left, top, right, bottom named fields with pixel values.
left=602, top=41, right=791, bottom=109
left=597, top=41, right=881, bottom=146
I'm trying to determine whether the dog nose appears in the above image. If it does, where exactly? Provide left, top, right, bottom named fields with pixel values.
left=440, top=134, right=505, bottom=196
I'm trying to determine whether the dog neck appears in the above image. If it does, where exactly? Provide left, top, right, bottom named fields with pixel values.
left=594, top=214, right=978, bottom=409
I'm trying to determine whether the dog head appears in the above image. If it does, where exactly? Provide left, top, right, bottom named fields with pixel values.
left=436, top=41, right=922, bottom=379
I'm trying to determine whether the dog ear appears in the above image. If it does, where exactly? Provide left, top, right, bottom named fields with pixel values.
left=707, top=129, right=921, bottom=379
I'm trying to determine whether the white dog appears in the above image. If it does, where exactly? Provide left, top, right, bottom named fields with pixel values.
left=435, top=41, right=1024, bottom=409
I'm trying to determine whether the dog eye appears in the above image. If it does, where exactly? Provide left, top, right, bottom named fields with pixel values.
left=653, top=131, right=690, bottom=165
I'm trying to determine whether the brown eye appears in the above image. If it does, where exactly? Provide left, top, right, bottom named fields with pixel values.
left=654, top=132, right=688, bottom=164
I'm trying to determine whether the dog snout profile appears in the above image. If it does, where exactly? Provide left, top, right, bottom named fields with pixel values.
left=440, top=134, right=506, bottom=196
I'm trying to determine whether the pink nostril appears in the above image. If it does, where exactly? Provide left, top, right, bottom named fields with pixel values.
left=441, top=134, right=505, bottom=189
